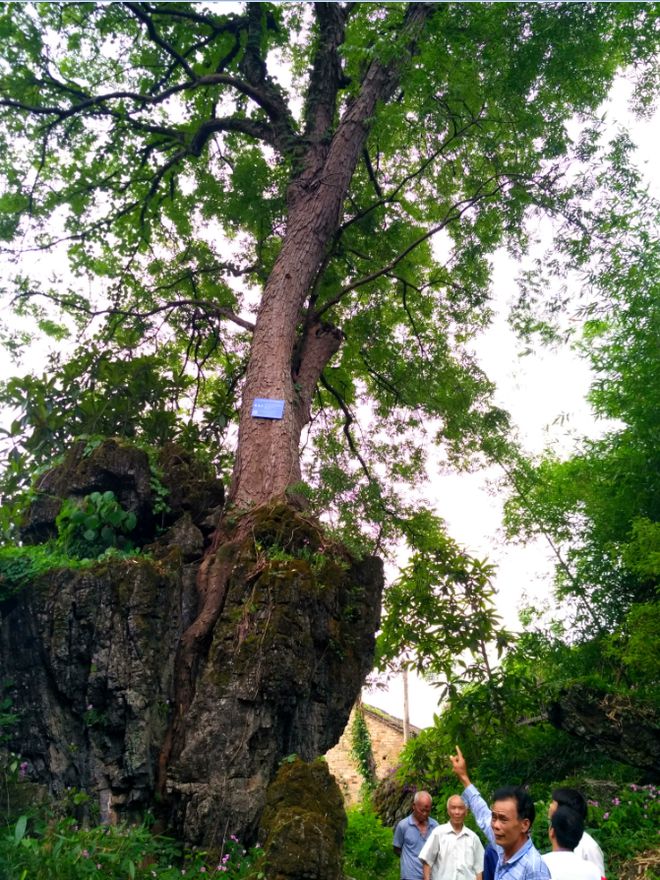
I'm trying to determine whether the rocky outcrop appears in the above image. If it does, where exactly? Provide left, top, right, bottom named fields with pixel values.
left=257, top=757, right=347, bottom=880
left=372, top=772, right=421, bottom=829
left=548, top=685, right=660, bottom=780
left=0, top=554, right=184, bottom=821
left=0, top=440, right=383, bottom=847
left=165, top=504, right=383, bottom=846
left=19, top=438, right=225, bottom=547
left=21, top=439, right=157, bottom=545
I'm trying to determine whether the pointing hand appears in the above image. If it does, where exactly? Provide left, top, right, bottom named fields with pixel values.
left=449, top=744, right=470, bottom=786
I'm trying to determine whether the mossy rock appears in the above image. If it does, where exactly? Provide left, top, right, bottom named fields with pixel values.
left=258, top=757, right=347, bottom=880
left=372, top=773, right=421, bottom=828
left=247, top=502, right=323, bottom=552
left=157, top=442, right=225, bottom=526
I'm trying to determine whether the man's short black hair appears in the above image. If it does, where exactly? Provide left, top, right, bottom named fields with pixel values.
left=551, top=805, right=584, bottom=851
left=552, top=787, right=588, bottom=821
left=493, top=786, right=536, bottom=826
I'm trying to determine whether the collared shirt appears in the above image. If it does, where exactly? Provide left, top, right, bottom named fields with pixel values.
left=394, top=813, right=440, bottom=880
left=419, top=821, right=485, bottom=880
left=462, top=785, right=550, bottom=880
left=542, top=850, right=602, bottom=880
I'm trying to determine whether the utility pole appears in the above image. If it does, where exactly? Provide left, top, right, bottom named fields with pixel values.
left=402, top=667, right=410, bottom=743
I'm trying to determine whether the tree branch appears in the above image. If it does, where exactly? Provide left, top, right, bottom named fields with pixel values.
left=400, top=279, right=427, bottom=357
left=319, top=374, right=374, bottom=485
left=187, top=115, right=275, bottom=155
left=495, top=454, right=606, bottom=635
left=12, top=290, right=255, bottom=334
left=293, top=322, right=345, bottom=427
left=362, top=147, right=383, bottom=198
left=315, top=175, right=510, bottom=319
left=303, top=3, right=348, bottom=143
left=125, top=2, right=196, bottom=80
left=359, top=351, right=401, bottom=404
left=340, top=112, right=484, bottom=236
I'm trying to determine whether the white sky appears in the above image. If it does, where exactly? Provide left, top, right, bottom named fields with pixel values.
left=365, top=77, right=660, bottom=729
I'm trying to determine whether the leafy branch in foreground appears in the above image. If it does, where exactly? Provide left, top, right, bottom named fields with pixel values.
left=376, top=509, right=511, bottom=696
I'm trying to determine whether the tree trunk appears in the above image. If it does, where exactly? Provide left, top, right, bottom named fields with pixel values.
left=228, top=193, right=345, bottom=509
left=229, top=3, right=432, bottom=509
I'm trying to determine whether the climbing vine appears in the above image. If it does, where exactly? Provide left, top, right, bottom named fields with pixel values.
left=350, top=705, right=376, bottom=794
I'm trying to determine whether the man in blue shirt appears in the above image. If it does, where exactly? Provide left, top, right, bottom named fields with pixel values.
left=393, top=790, right=439, bottom=880
left=450, top=746, right=550, bottom=880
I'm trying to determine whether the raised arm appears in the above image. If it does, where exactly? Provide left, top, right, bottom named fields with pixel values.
left=449, top=745, right=496, bottom=847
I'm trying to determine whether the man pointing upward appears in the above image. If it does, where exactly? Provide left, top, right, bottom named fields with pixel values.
left=449, top=745, right=549, bottom=880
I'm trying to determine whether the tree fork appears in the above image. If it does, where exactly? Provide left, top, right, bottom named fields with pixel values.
left=228, top=3, right=433, bottom=510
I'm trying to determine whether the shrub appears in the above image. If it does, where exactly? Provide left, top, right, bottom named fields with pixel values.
left=527, top=782, right=660, bottom=879
left=343, top=802, right=400, bottom=880
left=0, top=814, right=263, bottom=879
left=0, top=490, right=142, bottom=601
left=56, top=491, right=137, bottom=557
left=584, top=783, right=660, bottom=879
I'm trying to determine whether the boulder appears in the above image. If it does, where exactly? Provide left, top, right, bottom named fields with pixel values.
left=257, top=757, right=347, bottom=880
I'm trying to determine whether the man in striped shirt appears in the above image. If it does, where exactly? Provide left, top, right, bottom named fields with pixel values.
left=450, top=745, right=550, bottom=880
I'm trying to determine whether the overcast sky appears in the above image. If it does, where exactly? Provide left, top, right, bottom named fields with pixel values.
left=364, top=76, right=660, bottom=729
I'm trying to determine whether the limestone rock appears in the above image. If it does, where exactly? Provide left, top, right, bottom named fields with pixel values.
left=166, top=505, right=383, bottom=846
left=157, top=512, right=204, bottom=561
left=548, top=685, right=660, bottom=779
left=21, top=439, right=155, bottom=544
left=257, top=757, right=347, bottom=880
left=1, top=441, right=384, bottom=850
left=157, top=442, right=225, bottom=526
left=0, top=555, right=182, bottom=821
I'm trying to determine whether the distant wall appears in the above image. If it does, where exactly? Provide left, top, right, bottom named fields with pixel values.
left=325, top=704, right=419, bottom=805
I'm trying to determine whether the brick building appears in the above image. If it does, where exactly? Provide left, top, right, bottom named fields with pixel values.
left=325, top=703, right=420, bottom=804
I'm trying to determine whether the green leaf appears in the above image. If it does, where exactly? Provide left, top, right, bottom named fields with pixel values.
left=14, top=815, right=27, bottom=845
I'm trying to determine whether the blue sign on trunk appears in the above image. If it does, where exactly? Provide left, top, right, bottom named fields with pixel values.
left=251, top=398, right=285, bottom=420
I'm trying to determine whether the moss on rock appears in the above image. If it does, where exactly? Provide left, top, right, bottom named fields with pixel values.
left=257, top=757, right=346, bottom=880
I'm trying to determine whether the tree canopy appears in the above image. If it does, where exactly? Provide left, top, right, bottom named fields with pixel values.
left=1, top=1, right=659, bottom=672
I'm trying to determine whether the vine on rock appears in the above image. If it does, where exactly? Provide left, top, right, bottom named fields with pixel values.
left=350, top=704, right=376, bottom=795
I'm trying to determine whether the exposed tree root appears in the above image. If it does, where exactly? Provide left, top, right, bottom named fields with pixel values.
left=157, top=517, right=246, bottom=793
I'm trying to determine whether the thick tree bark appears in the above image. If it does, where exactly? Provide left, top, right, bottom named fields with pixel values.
left=229, top=3, right=432, bottom=509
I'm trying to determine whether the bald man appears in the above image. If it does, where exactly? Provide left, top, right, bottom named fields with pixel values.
left=394, top=791, right=439, bottom=880
left=419, top=794, right=484, bottom=880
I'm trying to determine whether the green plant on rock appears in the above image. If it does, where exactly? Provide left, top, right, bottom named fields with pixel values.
left=0, top=686, right=17, bottom=745
left=56, top=491, right=137, bottom=558
left=82, top=707, right=107, bottom=729
left=0, top=489, right=144, bottom=599
left=0, top=544, right=87, bottom=599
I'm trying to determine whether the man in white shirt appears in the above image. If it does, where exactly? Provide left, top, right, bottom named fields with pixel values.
left=543, top=805, right=602, bottom=880
left=549, top=787, right=605, bottom=876
left=419, top=794, right=484, bottom=880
